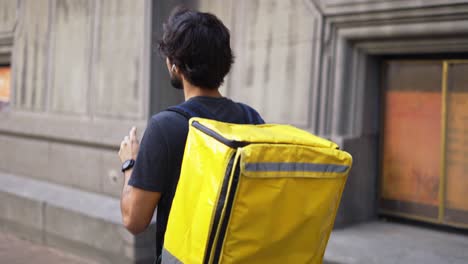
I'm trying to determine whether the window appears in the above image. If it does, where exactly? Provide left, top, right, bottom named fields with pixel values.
left=0, top=65, right=10, bottom=111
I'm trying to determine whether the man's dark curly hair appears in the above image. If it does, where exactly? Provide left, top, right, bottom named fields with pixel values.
left=158, top=6, right=234, bottom=90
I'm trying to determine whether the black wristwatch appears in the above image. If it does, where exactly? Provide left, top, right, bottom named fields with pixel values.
left=121, top=159, right=135, bottom=173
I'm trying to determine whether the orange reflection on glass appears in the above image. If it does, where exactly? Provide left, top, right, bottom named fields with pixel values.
left=0, top=66, right=11, bottom=102
left=382, top=91, right=441, bottom=206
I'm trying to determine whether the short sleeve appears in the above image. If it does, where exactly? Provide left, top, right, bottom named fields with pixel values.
left=128, top=114, right=170, bottom=192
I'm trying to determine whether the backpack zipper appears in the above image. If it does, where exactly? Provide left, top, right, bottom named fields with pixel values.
left=203, top=154, right=236, bottom=264
left=211, top=161, right=241, bottom=263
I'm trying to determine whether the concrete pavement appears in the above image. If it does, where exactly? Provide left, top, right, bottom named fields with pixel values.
left=324, top=221, right=468, bottom=264
left=0, top=231, right=97, bottom=264
left=1, top=220, right=467, bottom=264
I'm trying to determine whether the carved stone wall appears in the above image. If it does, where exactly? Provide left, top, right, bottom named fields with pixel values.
left=1, top=0, right=151, bottom=196
left=92, top=0, right=148, bottom=119
left=12, top=0, right=50, bottom=111
left=200, top=0, right=323, bottom=128
left=0, top=1, right=155, bottom=262
left=0, top=0, right=15, bottom=63
left=0, top=0, right=16, bottom=34
left=50, top=0, right=93, bottom=114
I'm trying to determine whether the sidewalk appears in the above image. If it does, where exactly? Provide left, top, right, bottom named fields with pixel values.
left=0, top=231, right=97, bottom=264
left=324, top=221, right=468, bottom=264
left=1, top=220, right=467, bottom=263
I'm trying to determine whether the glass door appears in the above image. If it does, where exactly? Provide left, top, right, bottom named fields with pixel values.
left=380, top=60, right=468, bottom=229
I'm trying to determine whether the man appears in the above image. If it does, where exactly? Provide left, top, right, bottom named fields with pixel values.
left=118, top=7, right=263, bottom=261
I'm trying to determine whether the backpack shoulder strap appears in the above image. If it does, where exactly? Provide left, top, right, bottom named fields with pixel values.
left=237, top=103, right=265, bottom=124
left=167, top=100, right=264, bottom=124
left=166, top=105, right=194, bottom=120
left=166, top=100, right=216, bottom=120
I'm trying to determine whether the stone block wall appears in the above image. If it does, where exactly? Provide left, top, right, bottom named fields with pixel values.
left=0, top=0, right=155, bottom=263
left=1, top=0, right=150, bottom=196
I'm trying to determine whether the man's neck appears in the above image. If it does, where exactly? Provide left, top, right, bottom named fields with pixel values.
left=183, top=79, right=222, bottom=101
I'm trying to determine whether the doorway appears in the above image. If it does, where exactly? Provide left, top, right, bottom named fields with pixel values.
left=380, top=59, right=468, bottom=229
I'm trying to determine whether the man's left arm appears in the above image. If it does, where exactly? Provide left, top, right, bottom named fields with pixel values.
left=119, top=127, right=161, bottom=235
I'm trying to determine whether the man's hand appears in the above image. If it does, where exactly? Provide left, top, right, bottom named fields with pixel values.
left=119, top=126, right=139, bottom=163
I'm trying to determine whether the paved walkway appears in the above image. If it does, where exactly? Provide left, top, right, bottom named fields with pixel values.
left=324, top=221, right=468, bottom=264
left=1, top=221, right=467, bottom=263
left=0, top=232, right=97, bottom=264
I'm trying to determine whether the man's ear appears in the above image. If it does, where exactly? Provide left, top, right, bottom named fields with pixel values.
left=166, top=58, right=179, bottom=73
left=166, top=57, right=172, bottom=72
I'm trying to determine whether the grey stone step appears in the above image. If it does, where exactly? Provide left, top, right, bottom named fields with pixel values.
left=0, top=172, right=156, bottom=264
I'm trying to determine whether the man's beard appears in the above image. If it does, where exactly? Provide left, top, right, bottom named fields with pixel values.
left=170, top=74, right=183, bottom=90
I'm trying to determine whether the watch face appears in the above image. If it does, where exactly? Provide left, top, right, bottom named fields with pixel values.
left=122, top=159, right=135, bottom=172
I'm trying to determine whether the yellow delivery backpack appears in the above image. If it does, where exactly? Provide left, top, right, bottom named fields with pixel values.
left=162, top=108, right=352, bottom=264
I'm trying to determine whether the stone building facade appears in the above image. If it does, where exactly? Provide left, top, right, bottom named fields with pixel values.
left=1, top=0, right=467, bottom=263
